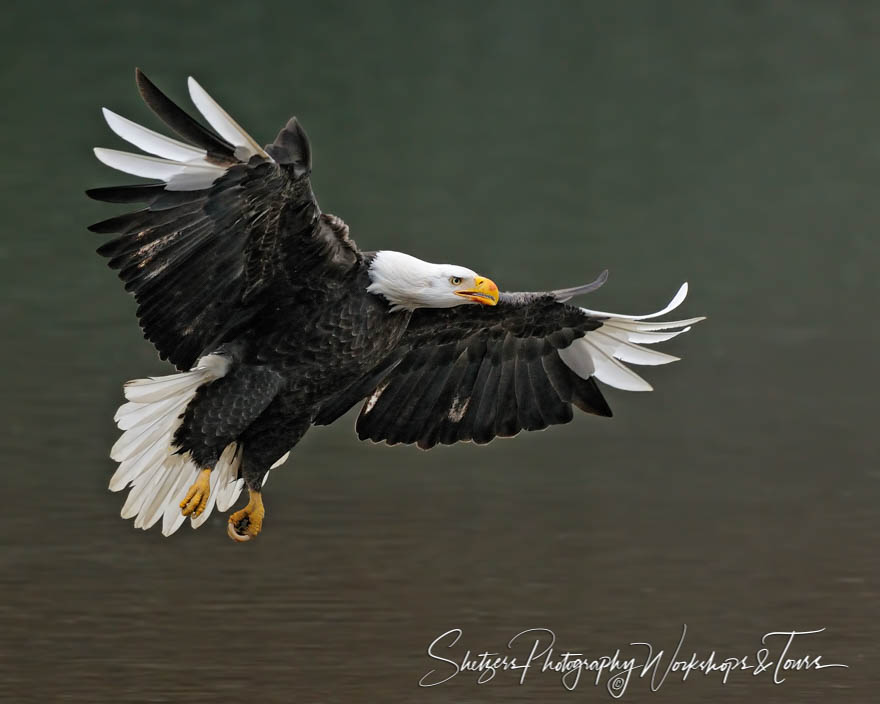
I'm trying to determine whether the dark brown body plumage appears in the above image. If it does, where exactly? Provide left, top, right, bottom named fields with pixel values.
left=175, top=259, right=411, bottom=487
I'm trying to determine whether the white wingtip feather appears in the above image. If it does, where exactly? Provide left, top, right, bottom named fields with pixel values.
left=558, top=284, right=704, bottom=393
left=93, top=147, right=225, bottom=191
left=602, top=322, right=694, bottom=344
left=580, top=282, right=690, bottom=320
left=605, top=317, right=705, bottom=333
left=186, top=77, right=269, bottom=160
left=584, top=339, right=654, bottom=391
left=589, top=329, right=680, bottom=366
left=270, top=451, right=290, bottom=469
left=102, top=108, right=208, bottom=163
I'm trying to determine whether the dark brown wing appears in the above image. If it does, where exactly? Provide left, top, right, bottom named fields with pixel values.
left=87, top=70, right=359, bottom=370
left=354, top=291, right=613, bottom=449
left=353, top=279, right=700, bottom=449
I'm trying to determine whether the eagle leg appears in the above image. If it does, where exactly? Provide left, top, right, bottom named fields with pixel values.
left=180, top=468, right=212, bottom=517
left=227, top=488, right=265, bottom=542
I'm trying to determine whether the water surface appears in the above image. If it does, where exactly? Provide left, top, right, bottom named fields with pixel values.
left=1, top=2, right=876, bottom=702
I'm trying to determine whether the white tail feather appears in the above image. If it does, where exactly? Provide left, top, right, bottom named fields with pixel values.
left=216, top=478, right=245, bottom=513
left=270, top=451, right=290, bottom=469
left=115, top=395, right=181, bottom=427
left=215, top=447, right=244, bottom=513
left=189, top=443, right=239, bottom=530
left=162, top=463, right=197, bottom=536
left=111, top=438, right=171, bottom=492
left=123, top=371, right=209, bottom=403
left=189, top=461, right=222, bottom=530
left=111, top=428, right=168, bottom=467
left=109, top=354, right=237, bottom=536
left=111, top=416, right=171, bottom=461
left=116, top=397, right=180, bottom=430
left=140, top=460, right=185, bottom=529
left=254, top=452, right=289, bottom=491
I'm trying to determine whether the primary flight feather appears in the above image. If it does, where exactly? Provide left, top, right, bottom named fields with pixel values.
left=88, top=69, right=704, bottom=541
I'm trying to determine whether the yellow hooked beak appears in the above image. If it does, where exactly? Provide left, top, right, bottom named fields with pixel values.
left=455, top=276, right=499, bottom=306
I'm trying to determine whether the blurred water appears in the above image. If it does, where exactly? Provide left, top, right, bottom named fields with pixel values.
left=0, top=2, right=877, bottom=702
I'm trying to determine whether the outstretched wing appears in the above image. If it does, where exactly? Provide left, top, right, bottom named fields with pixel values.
left=354, top=279, right=703, bottom=449
left=88, top=69, right=360, bottom=370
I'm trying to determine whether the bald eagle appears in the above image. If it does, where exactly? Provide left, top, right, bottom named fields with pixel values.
left=88, top=70, right=703, bottom=541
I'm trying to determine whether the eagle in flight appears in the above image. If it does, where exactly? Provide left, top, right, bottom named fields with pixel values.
left=88, top=70, right=703, bottom=542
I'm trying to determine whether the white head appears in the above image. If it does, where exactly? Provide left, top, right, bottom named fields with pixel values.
left=366, top=251, right=499, bottom=312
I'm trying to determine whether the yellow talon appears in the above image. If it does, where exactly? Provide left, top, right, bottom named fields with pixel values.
left=180, top=468, right=211, bottom=517
left=227, top=489, right=265, bottom=542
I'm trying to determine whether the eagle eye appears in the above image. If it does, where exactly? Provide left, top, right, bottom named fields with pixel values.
left=449, top=276, right=462, bottom=286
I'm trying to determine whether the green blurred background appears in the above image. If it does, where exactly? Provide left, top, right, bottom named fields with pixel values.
left=1, top=1, right=877, bottom=702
